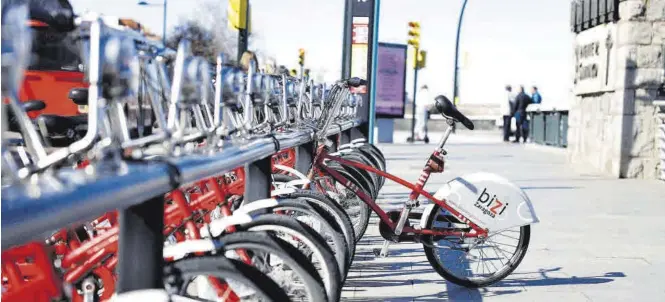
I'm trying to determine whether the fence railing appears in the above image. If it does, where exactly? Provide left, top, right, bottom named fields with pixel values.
left=527, top=105, right=569, bottom=148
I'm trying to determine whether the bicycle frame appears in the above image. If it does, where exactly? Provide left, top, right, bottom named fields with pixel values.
left=313, top=138, right=489, bottom=239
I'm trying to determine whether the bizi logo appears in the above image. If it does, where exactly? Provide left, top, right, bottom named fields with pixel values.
left=474, top=188, right=508, bottom=218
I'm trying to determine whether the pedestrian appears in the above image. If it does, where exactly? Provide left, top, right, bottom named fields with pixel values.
left=531, top=86, right=542, bottom=104
left=513, top=85, right=532, bottom=143
left=500, top=85, right=516, bottom=142
left=414, top=85, right=432, bottom=143
left=239, top=50, right=259, bottom=73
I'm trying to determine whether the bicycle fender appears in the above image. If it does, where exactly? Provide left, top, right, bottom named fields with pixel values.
left=432, top=172, right=539, bottom=232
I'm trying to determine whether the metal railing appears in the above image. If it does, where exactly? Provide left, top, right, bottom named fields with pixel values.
left=527, top=104, right=569, bottom=148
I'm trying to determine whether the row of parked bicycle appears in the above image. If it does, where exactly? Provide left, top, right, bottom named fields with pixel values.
left=0, top=5, right=388, bottom=302
left=3, top=2, right=543, bottom=301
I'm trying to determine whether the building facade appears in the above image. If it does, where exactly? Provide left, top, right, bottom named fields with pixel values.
left=569, top=0, right=664, bottom=179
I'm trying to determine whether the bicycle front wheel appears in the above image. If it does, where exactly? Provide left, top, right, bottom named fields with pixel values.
left=422, top=205, right=531, bottom=288
left=165, top=255, right=291, bottom=301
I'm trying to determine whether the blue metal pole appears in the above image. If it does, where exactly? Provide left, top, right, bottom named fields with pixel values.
left=162, top=0, right=167, bottom=45
left=368, top=0, right=381, bottom=144
left=452, top=0, right=469, bottom=133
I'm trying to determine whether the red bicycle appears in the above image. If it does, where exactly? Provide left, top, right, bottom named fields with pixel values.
left=301, top=95, right=540, bottom=287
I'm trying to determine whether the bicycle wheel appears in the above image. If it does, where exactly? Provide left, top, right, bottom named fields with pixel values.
left=316, top=168, right=371, bottom=242
left=274, top=173, right=370, bottom=243
left=422, top=205, right=531, bottom=288
left=215, top=231, right=328, bottom=301
left=241, top=199, right=350, bottom=278
left=274, top=189, right=356, bottom=266
left=236, top=214, right=342, bottom=302
left=164, top=255, right=291, bottom=301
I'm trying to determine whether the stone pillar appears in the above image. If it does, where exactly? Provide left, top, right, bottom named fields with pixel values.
left=569, top=0, right=663, bottom=179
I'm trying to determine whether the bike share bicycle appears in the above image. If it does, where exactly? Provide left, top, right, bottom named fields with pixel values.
left=276, top=79, right=541, bottom=288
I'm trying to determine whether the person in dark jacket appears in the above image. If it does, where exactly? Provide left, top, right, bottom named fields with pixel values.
left=513, top=86, right=532, bottom=143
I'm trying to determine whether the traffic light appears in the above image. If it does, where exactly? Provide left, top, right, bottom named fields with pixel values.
left=304, top=68, right=311, bottom=78
left=298, top=48, right=305, bottom=66
left=407, top=21, right=420, bottom=49
left=416, top=50, right=427, bottom=69
left=290, top=69, right=297, bottom=77
left=228, top=0, right=248, bottom=30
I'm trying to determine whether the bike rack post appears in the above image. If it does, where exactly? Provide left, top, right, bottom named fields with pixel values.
left=117, top=195, right=165, bottom=292
left=295, top=142, right=314, bottom=174
left=244, top=157, right=272, bottom=202
left=340, top=129, right=352, bottom=145
left=350, top=126, right=365, bottom=140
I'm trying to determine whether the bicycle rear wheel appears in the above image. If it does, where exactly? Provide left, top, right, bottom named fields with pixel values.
left=422, top=205, right=531, bottom=288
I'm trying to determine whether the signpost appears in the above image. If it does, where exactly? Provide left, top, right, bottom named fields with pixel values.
left=341, top=0, right=380, bottom=142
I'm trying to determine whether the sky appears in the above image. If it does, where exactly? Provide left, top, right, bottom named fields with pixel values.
left=69, top=0, right=574, bottom=108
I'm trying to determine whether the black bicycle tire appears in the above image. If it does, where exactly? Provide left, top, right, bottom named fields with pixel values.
left=422, top=205, right=531, bottom=288
left=271, top=186, right=356, bottom=265
left=235, top=214, right=342, bottom=302
left=246, top=199, right=350, bottom=278
left=214, top=231, right=328, bottom=301
left=165, top=255, right=291, bottom=301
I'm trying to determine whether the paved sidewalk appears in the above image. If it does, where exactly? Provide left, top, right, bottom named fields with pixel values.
left=342, top=131, right=665, bottom=302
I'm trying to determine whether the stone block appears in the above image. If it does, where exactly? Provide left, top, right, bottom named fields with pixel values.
left=616, top=45, right=638, bottom=69
left=617, top=21, right=653, bottom=45
left=611, top=89, right=635, bottom=115
left=637, top=45, right=664, bottom=68
left=652, top=21, right=665, bottom=43
left=621, top=156, right=660, bottom=178
left=621, top=114, right=657, bottom=157
left=622, top=68, right=664, bottom=88
left=620, top=0, right=646, bottom=20
left=646, top=0, right=665, bottom=21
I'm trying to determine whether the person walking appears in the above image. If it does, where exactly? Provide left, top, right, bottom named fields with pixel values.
left=513, top=86, right=532, bottom=143
left=531, top=86, right=542, bottom=104
left=500, top=85, right=516, bottom=142
left=414, top=85, right=433, bottom=143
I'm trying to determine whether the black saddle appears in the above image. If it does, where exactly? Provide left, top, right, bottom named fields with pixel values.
left=68, top=87, right=88, bottom=105
left=36, top=114, right=87, bottom=147
left=434, top=95, right=475, bottom=130
left=22, top=100, right=46, bottom=112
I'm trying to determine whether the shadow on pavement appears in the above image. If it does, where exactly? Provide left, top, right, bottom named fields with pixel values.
left=342, top=267, right=625, bottom=301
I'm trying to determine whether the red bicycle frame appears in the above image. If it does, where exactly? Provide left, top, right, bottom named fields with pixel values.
left=313, top=143, right=489, bottom=238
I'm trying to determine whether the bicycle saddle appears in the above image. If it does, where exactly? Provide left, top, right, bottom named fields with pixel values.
left=434, top=95, right=475, bottom=130
left=37, top=114, right=87, bottom=137
left=68, top=87, right=88, bottom=105
left=22, top=100, right=46, bottom=112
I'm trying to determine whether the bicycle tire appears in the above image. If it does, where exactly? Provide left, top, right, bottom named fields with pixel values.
left=244, top=199, right=350, bottom=278
left=422, top=204, right=531, bottom=288
left=235, top=214, right=342, bottom=302
left=314, top=166, right=371, bottom=242
left=215, top=231, right=328, bottom=301
left=165, top=255, right=291, bottom=301
left=272, top=187, right=356, bottom=267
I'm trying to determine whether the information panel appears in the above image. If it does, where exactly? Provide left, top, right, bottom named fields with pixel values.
left=375, top=43, right=407, bottom=118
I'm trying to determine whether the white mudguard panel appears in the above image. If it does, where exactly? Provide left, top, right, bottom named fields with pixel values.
left=432, top=172, right=539, bottom=232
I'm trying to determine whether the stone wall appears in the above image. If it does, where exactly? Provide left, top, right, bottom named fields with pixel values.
left=568, top=0, right=663, bottom=178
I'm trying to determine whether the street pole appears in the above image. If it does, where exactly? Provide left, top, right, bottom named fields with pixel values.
left=409, top=52, right=419, bottom=143
left=237, top=0, right=250, bottom=62
left=162, top=0, right=167, bottom=45
left=451, top=0, right=469, bottom=133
